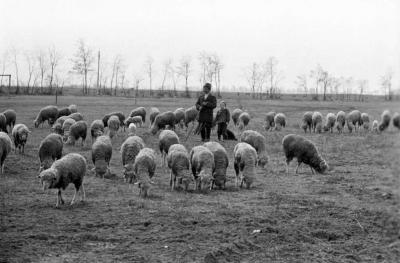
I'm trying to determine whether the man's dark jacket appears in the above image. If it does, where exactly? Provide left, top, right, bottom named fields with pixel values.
left=195, top=93, right=217, bottom=123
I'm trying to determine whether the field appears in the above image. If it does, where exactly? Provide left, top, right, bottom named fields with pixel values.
left=0, top=94, right=399, bottom=262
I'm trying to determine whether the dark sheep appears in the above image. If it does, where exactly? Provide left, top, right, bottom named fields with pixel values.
left=2, top=109, right=16, bottom=132
left=150, top=111, right=176, bottom=135
left=34, top=105, right=59, bottom=128
left=130, top=107, right=146, bottom=124
left=102, top=111, right=126, bottom=128
left=57, top=107, right=72, bottom=117
left=39, top=133, right=63, bottom=171
left=0, top=114, right=7, bottom=133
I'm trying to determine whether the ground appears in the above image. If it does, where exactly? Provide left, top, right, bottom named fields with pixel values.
left=0, top=94, right=399, bottom=263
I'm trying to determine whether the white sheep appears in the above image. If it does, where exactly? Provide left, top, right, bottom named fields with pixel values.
left=203, top=141, right=229, bottom=190
left=361, top=113, right=370, bottom=131
left=107, top=115, right=120, bottom=139
left=274, top=113, right=286, bottom=131
left=128, top=123, right=137, bottom=136
left=190, top=145, right=215, bottom=191
left=312, top=112, right=323, bottom=133
left=11, top=124, right=30, bottom=154
left=39, top=133, right=63, bottom=171
left=239, top=130, right=268, bottom=168
left=237, top=112, right=251, bottom=132
left=91, top=135, right=112, bottom=179
left=233, top=142, right=257, bottom=189
left=347, top=110, right=362, bottom=132
left=159, top=130, right=180, bottom=167
left=372, top=120, right=379, bottom=132
left=121, top=136, right=145, bottom=182
left=62, top=118, right=76, bottom=140
left=125, top=116, right=143, bottom=128
left=167, top=144, right=191, bottom=190
left=130, top=148, right=157, bottom=198
left=231, top=109, right=244, bottom=126
left=323, top=113, right=336, bottom=133
left=264, top=111, right=276, bottom=131
left=90, top=120, right=104, bottom=143
left=0, top=132, right=12, bottom=174
left=301, top=111, right=313, bottom=133
left=336, top=111, right=346, bottom=133
left=68, top=104, right=78, bottom=113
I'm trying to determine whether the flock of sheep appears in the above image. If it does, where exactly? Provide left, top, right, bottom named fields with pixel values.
left=0, top=103, right=399, bottom=208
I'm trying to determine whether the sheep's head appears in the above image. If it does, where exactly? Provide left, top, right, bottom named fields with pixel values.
left=212, top=172, right=226, bottom=189
left=40, top=159, right=53, bottom=172
left=38, top=168, right=57, bottom=190
left=300, top=122, right=308, bottom=132
left=257, top=154, right=268, bottom=168
left=316, top=123, right=322, bottom=133
left=315, top=159, right=329, bottom=174
left=34, top=119, right=40, bottom=128
left=199, top=170, right=213, bottom=190
left=52, top=123, right=63, bottom=135
left=94, top=160, right=109, bottom=178
left=20, top=129, right=30, bottom=141
left=242, top=175, right=254, bottom=189
left=123, top=163, right=135, bottom=183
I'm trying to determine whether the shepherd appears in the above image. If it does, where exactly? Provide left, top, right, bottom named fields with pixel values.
left=195, top=83, right=217, bottom=142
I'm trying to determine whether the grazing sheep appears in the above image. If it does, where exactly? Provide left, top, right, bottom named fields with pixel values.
left=392, top=112, right=400, bottom=130
left=102, top=112, right=126, bottom=128
left=174, top=108, right=185, bottom=129
left=0, top=114, right=7, bottom=133
left=232, top=109, right=244, bottom=126
left=167, top=144, right=191, bottom=190
left=90, top=120, right=104, bottom=142
left=240, top=130, right=268, bottom=168
left=347, top=110, right=362, bottom=132
left=125, top=116, right=143, bottom=128
left=361, top=113, right=370, bottom=131
left=38, top=153, right=86, bottom=207
left=34, top=105, right=59, bottom=128
left=184, top=106, right=198, bottom=128
left=68, top=104, right=78, bottom=113
left=150, top=111, right=176, bottom=135
left=301, top=111, right=313, bottom=133
left=282, top=134, right=328, bottom=175
left=91, top=135, right=112, bottom=179
left=203, top=141, right=229, bottom=190
left=336, top=111, right=346, bottom=133
left=128, top=123, right=137, bottom=136
left=159, top=130, right=179, bottom=167
left=264, top=111, right=276, bottom=131
left=372, top=120, right=379, bottom=132
left=274, top=113, right=287, bottom=131
left=57, top=107, right=72, bottom=117
left=312, top=112, right=323, bottom=133
left=62, top=118, right=76, bottom=140
left=65, top=121, right=87, bottom=146
left=107, top=115, right=120, bottom=139
left=52, top=116, right=69, bottom=135
left=323, top=113, right=336, bottom=133
left=130, top=148, right=157, bottom=198
left=121, top=136, right=145, bottom=182
left=67, top=112, right=84, bottom=122
left=39, top=133, right=63, bottom=171
left=347, top=121, right=354, bottom=133
left=0, top=132, right=12, bottom=174
left=149, top=107, right=160, bottom=126
left=2, top=109, right=16, bottom=132
left=190, top=146, right=215, bottom=191
left=11, top=124, right=30, bottom=154
left=129, top=107, right=146, bottom=124
left=233, top=142, right=257, bottom=189
left=379, top=110, right=391, bottom=132
left=237, top=112, right=251, bottom=132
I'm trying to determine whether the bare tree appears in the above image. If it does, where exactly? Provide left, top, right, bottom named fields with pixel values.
left=144, top=56, right=154, bottom=96
left=0, top=51, right=9, bottom=87
left=330, top=77, right=342, bottom=100
left=48, top=45, right=61, bottom=94
left=72, top=39, right=94, bottom=95
left=295, top=74, right=308, bottom=97
left=178, top=56, right=191, bottom=97
left=160, top=58, right=172, bottom=93
left=381, top=70, right=393, bottom=100
left=265, top=57, right=283, bottom=99
left=310, top=64, right=324, bottom=99
left=110, top=55, right=122, bottom=96
left=10, top=47, right=20, bottom=93
left=133, top=73, right=144, bottom=104
left=358, top=79, right=368, bottom=101
left=245, top=62, right=264, bottom=99
left=198, top=51, right=208, bottom=85
left=212, top=54, right=223, bottom=97
left=344, top=77, right=354, bottom=101
left=25, top=51, right=36, bottom=94
left=36, top=49, right=47, bottom=94
left=318, top=69, right=330, bottom=101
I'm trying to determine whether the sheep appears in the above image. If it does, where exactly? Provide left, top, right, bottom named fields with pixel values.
left=264, top=111, right=276, bottom=131
left=91, top=135, right=112, bottom=179
left=57, top=107, right=72, bottom=117
left=392, top=112, right=400, bottom=130
left=372, top=120, right=379, bottom=132
left=361, top=113, right=370, bottom=131
left=107, top=115, right=120, bottom=139
left=121, top=136, right=145, bottom=182
left=239, top=130, right=268, bottom=168
left=174, top=108, right=185, bottom=129
left=125, top=116, right=143, bottom=128
left=11, top=124, right=30, bottom=154
left=90, top=120, right=104, bottom=143
left=65, top=121, right=87, bottom=146
left=2, top=109, right=16, bottom=132
left=336, top=111, right=346, bottom=133
left=190, top=146, right=215, bottom=191
left=0, top=114, right=7, bottom=133
left=282, top=134, right=328, bottom=175
left=67, top=112, right=84, bottom=122
left=347, top=110, right=362, bottom=132
left=232, top=109, right=244, bottom=126
left=150, top=111, right=176, bottom=135
left=52, top=116, right=69, bottom=135
left=0, top=132, right=12, bottom=174
left=38, top=153, right=86, bottom=207
left=62, top=118, right=76, bottom=140
left=129, top=107, right=146, bottom=124
left=237, top=112, right=251, bottom=132
left=128, top=123, right=137, bottom=136
left=347, top=121, right=354, bottom=133
left=39, top=133, right=63, bottom=171
left=130, top=148, right=157, bottom=198
left=274, top=113, right=287, bottom=131
left=159, top=130, right=179, bottom=167
left=167, top=144, right=191, bottom=191
left=378, top=110, right=391, bottom=132
left=323, top=113, right=336, bottom=133
left=301, top=111, right=313, bottom=133
left=312, top=112, right=323, bottom=133
left=102, top=112, right=126, bottom=128
left=34, top=105, right=59, bottom=128
left=233, top=142, right=257, bottom=189
left=184, top=106, right=198, bottom=128
left=203, top=141, right=229, bottom=190
left=149, top=107, right=160, bottom=126
left=68, top=104, right=78, bottom=113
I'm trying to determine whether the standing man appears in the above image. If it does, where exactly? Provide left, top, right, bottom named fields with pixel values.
left=195, top=83, right=217, bottom=142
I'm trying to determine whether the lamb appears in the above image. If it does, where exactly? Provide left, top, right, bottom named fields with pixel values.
left=174, top=108, right=185, bottom=129
left=150, top=111, right=176, bottom=135
left=121, top=136, right=145, bottom=182
left=264, top=111, right=276, bottom=131
left=90, top=120, right=104, bottom=142
left=11, top=124, right=30, bottom=154
left=65, top=121, right=87, bottom=146
left=301, top=111, right=313, bottom=133
left=231, top=109, right=244, bottom=126
left=52, top=116, right=69, bottom=135
left=336, top=111, right=346, bottom=133
left=149, top=107, right=160, bottom=126
left=239, top=130, right=268, bottom=168
left=107, top=115, right=120, bottom=139
left=38, top=153, right=86, bottom=207
left=62, top=118, right=76, bottom=139
left=0, top=114, right=7, bottom=133
left=68, top=104, right=78, bottom=113
left=128, top=123, right=137, bottom=136
left=361, top=113, right=370, bottom=131
left=39, top=133, right=63, bottom=171
left=34, top=105, right=59, bottom=128
left=102, top=112, right=126, bottom=128
left=125, top=116, right=143, bottom=128
left=203, top=141, right=229, bottom=190
left=129, top=148, right=157, bottom=198
left=274, top=113, right=287, bottom=131
left=91, top=135, right=112, bottom=179
left=347, top=110, right=362, bottom=132
left=167, top=144, right=191, bottom=190
left=392, top=112, right=400, bottom=130
left=190, top=146, right=215, bottom=191
left=372, top=120, right=379, bottom=132
left=67, top=112, right=84, bottom=122
left=57, top=107, right=72, bottom=117
left=323, top=113, right=336, bottom=133
left=129, top=107, right=146, bottom=124
left=237, top=112, right=251, bottom=132
left=184, top=106, right=198, bottom=128
left=2, top=109, right=16, bottom=132
left=159, top=130, right=179, bottom=166
left=0, top=132, right=12, bottom=174
left=282, top=134, right=328, bottom=175
left=378, top=110, right=391, bottom=132
left=312, top=112, right=323, bottom=133
left=233, top=142, right=257, bottom=189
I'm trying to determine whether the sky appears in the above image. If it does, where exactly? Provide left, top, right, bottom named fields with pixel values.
left=1, top=0, right=399, bottom=94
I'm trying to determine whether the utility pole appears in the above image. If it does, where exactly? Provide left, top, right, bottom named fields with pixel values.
left=96, top=50, right=100, bottom=94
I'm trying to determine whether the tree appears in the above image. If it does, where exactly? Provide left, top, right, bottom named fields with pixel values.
left=265, top=57, right=283, bottom=99
left=110, top=55, right=122, bottom=96
left=178, top=56, right=191, bottom=98
left=132, top=73, right=143, bottom=104
left=10, top=47, right=20, bottom=93
left=160, top=58, right=172, bottom=93
left=295, top=74, right=308, bottom=97
left=245, top=62, right=264, bottom=99
left=319, top=69, right=330, bottom=101
left=381, top=70, right=393, bottom=100
left=310, top=64, right=323, bottom=99
left=0, top=51, right=9, bottom=87
left=358, top=79, right=368, bottom=101
left=48, top=45, right=61, bottom=94
left=37, top=49, right=47, bottom=94
left=144, top=56, right=154, bottom=96
left=72, top=39, right=94, bottom=95
left=25, top=51, right=36, bottom=94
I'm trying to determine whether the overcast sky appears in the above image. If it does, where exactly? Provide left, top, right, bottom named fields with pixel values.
left=1, top=0, right=399, bottom=93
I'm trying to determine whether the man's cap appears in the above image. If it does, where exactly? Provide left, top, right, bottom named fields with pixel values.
left=203, top=83, right=212, bottom=90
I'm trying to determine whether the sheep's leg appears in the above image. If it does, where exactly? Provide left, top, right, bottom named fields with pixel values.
left=71, top=188, right=78, bottom=205
left=285, top=159, right=290, bottom=176
left=81, top=183, right=86, bottom=202
left=1, top=164, right=4, bottom=174
left=295, top=162, right=301, bottom=174
left=169, top=171, right=173, bottom=190
left=310, top=167, right=315, bottom=175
